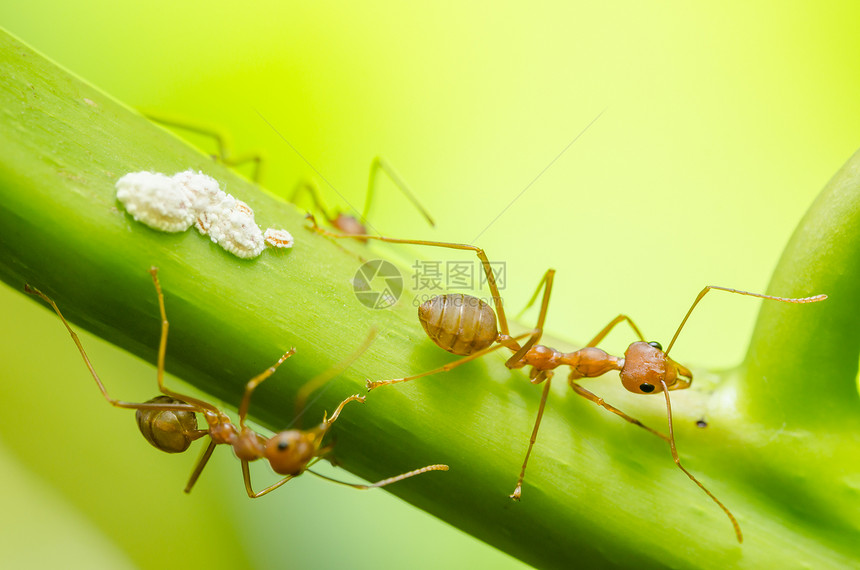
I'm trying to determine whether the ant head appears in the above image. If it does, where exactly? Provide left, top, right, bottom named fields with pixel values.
left=265, top=429, right=320, bottom=476
left=619, top=341, right=690, bottom=394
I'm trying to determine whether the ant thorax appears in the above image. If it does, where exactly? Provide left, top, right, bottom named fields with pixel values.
left=205, top=413, right=239, bottom=445
left=561, top=347, right=623, bottom=380
left=519, top=344, right=563, bottom=371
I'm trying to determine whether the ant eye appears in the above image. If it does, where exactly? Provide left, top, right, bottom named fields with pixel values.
left=648, top=341, right=662, bottom=351
left=277, top=439, right=290, bottom=451
left=639, top=383, right=655, bottom=393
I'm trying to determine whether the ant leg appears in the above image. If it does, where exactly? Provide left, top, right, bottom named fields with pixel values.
left=242, top=459, right=298, bottom=498
left=294, top=158, right=434, bottom=236
left=659, top=381, right=743, bottom=543
left=585, top=314, right=647, bottom=347
left=664, top=285, right=827, bottom=355
left=322, top=394, right=367, bottom=427
left=144, top=111, right=265, bottom=182
left=366, top=331, right=536, bottom=390
left=505, top=269, right=554, bottom=367
left=291, top=180, right=337, bottom=226
left=363, top=156, right=435, bottom=227
left=307, top=463, right=449, bottom=490
left=184, top=439, right=217, bottom=493
left=514, top=268, right=555, bottom=320
left=148, top=268, right=222, bottom=414
left=568, top=381, right=669, bottom=441
left=23, top=284, right=206, bottom=414
left=294, top=328, right=378, bottom=422
left=237, top=348, right=297, bottom=427
left=510, top=370, right=553, bottom=500
left=308, top=232, right=513, bottom=337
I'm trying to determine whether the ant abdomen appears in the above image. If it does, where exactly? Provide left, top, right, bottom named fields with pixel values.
left=136, top=395, right=199, bottom=453
left=418, top=293, right=498, bottom=355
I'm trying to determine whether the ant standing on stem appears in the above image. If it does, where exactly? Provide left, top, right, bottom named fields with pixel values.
left=311, top=225, right=827, bottom=543
left=25, top=267, right=448, bottom=497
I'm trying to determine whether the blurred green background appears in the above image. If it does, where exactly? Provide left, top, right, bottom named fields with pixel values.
left=1, top=1, right=859, bottom=568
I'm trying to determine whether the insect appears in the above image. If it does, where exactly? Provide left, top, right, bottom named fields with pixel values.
left=144, top=112, right=434, bottom=236
left=25, top=268, right=448, bottom=497
left=291, top=156, right=435, bottom=238
left=143, top=111, right=267, bottom=182
left=312, top=228, right=827, bottom=542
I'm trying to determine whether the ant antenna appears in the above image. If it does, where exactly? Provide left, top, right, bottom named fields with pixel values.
left=664, top=286, right=827, bottom=355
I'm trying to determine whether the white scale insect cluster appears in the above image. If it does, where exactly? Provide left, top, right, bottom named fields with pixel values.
left=116, top=170, right=294, bottom=259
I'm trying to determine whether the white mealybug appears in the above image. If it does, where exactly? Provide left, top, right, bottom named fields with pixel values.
left=205, top=197, right=267, bottom=259
left=173, top=169, right=225, bottom=234
left=116, top=172, right=195, bottom=232
left=264, top=228, right=295, bottom=249
left=116, top=170, right=294, bottom=258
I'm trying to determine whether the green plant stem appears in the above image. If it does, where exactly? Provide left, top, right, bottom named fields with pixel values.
left=1, top=29, right=857, bottom=569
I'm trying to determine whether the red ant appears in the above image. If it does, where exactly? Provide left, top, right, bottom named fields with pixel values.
left=290, top=156, right=435, bottom=238
left=311, top=228, right=827, bottom=542
left=144, top=112, right=434, bottom=236
left=25, top=268, right=448, bottom=497
left=143, top=112, right=267, bottom=182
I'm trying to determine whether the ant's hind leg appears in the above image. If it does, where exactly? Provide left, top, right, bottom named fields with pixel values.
left=23, top=284, right=203, bottom=414
left=148, top=268, right=220, bottom=414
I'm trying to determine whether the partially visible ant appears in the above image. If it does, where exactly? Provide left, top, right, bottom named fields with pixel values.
left=144, top=112, right=435, bottom=237
left=143, top=111, right=267, bottom=182
left=25, top=268, right=448, bottom=497
left=311, top=228, right=828, bottom=542
left=291, top=156, right=435, bottom=239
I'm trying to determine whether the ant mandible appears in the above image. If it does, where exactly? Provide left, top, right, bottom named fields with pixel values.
left=311, top=227, right=827, bottom=542
left=25, top=268, right=448, bottom=497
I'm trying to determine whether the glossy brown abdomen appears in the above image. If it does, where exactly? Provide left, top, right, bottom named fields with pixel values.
left=418, top=294, right=498, bottom=355
left=136, top=395, right=199, bottom=453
